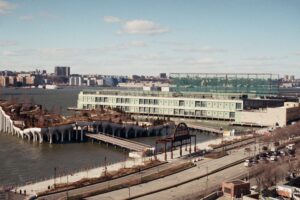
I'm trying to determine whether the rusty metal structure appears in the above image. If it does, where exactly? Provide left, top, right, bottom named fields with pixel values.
left=155, top=122, right=196, bottom=160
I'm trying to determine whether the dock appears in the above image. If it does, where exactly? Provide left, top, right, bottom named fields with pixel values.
left=186, top=123, right=223, bottom=135
left=86, top=133, right=152, bottom=152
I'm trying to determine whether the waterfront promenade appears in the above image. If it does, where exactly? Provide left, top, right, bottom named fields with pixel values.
left=16, top=135, right=248, bottom=198
left=87, top=142, right=256, bottom=200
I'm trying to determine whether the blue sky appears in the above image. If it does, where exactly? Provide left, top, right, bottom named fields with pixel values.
left=0, top=0, right=300, bottom=76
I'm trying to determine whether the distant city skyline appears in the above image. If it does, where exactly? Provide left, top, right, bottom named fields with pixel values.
left=0, top=0, right=300, bottom=76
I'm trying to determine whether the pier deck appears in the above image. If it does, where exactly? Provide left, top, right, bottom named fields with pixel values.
left=86, top=133, right=152, bottom=152
left=186, top=123, right=223, bottom=135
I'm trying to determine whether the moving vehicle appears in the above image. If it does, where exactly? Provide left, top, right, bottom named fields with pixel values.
left=270, top=155, right=277, bottom=161
left=244, top=159, right=252, bottom=167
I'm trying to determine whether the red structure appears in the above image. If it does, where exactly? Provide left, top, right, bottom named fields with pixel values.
left=155, top=123, right=196, bottom=160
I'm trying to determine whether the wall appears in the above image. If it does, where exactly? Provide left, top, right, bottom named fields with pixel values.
left=235, top=107, right=287, bottom=127
left=235, top=102, right=300, bottom=127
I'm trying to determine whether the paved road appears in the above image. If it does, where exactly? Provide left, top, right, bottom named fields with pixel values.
left=37, top=160, right=187, bottom=200
left=136, top=163, right=248, bottom=200
left=38, top=138, right=257, bottom=200
left=86, top=143, right=255, bottom=200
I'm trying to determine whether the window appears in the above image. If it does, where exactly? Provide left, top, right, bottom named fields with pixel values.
left=236, top=103, right=242, bottom=110
left=179, top=100, right=185, bottom=106
left=174, top=109, right=179, bottom=115
left=229, top=112, right=235, bottom=118
left=139, top=99, right=143, bottom=104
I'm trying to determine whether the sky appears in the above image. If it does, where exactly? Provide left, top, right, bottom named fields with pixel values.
left=0, top=0, right=300, bottom=76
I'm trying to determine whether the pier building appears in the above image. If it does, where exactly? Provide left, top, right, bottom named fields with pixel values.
left=77, top=73, right=285, bottom=122
left=77, top=73, right=300, bottom=127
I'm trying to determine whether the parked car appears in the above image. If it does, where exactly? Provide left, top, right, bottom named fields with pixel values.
left=252, top=158, right=258, bottom=164
left=280, top=150, right=286, bottom=156
left=272, top=151, right=279, bottom=156
left=244, top=159, right=252, bottom=167
left=270, top=155, right=277, bottom=161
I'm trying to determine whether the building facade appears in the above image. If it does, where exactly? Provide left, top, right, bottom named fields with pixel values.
left=69, top=76, right=82, bottom=86
left=54, top=66, right=70, bottom=77
left=77, top=90, right=243, bottom=120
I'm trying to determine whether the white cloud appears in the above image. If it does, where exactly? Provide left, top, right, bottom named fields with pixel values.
left=121, top=20, right=169, bottom=35
left=103, top=16, right=121, bottom=23
left=103, top=16, right=169, bottom=35
left=0, top=40, right=18, bottom=46
left=0, top=0, right=15, bottom=14
left=294, top=52, right=300, bottom=56
left=174, top=47, right=227, bottom=53
left=128, top=41, right=146, bottom=47
left=2, top=50, right=17, bottom=56
left=19, top=15, right=34, bottom=21
left=185, top=58, right=223, bottom=65
left=38, top=11, right=61, bottom=20
left=244, top=56, right=287, bottom=61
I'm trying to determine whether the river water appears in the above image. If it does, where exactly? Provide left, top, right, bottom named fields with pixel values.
left=0, top=87, right=216, bottom=186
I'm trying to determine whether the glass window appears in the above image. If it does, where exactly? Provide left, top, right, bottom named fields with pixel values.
left=179, top=100, right=185, bottom=106
left=236, top=103, right=242, bottom=110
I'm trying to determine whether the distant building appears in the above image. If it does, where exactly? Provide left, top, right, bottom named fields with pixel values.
left=8, top=76, right=16, bottom=86
left=0, top=76, right=9, bottom=87
left=290, top=75, right=295, bottom=81
left=96, top=79, right=104, bottom=86
left=69, top=76, right=82, bottom=86
left=160, top=73, right=167, bottom=79
left=54, top=66, right=70, bottom=77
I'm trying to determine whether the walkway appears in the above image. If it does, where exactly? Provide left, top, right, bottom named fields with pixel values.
left=186, top=123, right=223, bottom=134
left=86, top=144, right=255, bottom=200
left=86, top=133, right=152, bottom=152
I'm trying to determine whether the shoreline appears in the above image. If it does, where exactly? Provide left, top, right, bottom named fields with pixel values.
left=14, top=135, right=239, bottom=196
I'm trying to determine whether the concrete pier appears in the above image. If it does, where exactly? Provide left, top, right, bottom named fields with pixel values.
left=0, top=104, right=174, bottom=144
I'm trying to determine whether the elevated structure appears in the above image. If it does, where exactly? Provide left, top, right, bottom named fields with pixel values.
left=170, top=73, right=279, bottom=95
left=86, top=133, right=152, bottom=152
left=0, top=100, right=173, bottom=144
left=186, top=123, right=223, bottom=135
left=155, top=123, right=196, bottom=160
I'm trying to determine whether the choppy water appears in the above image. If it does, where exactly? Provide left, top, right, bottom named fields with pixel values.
left=0, top=87, right=216, bottom=186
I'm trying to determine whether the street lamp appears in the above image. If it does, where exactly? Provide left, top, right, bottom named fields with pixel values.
left=128, top=186, right=131, bottom=198
left=54, top=167, right=57, bottom=189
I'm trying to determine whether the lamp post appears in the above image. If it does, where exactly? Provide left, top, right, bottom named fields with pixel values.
left=54, top=167, right=57, bottom=189
left=128, top=186, right=131, bottom=198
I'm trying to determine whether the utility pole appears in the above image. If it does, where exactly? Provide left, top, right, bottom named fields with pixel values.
left=205, top=166, right=209, bottom=195
left=128, top=186, right=131, bottom=198
left=104, top=156, right=107, bottom=176
left=54, top=167, right=57, bottom=189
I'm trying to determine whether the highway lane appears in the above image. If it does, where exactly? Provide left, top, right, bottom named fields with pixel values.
left=86, top=143, right=256, bottom=200
left=37, top=160, right=187, bottom=200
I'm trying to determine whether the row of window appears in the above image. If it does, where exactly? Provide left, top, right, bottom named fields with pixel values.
left=81, top=103, right=236, bottom=119
left=81, top=96, right=243, bottom=110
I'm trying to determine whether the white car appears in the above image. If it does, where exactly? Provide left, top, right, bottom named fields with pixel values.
left=244, top=160, right=252, bottom=167
left=270, top=155, right=277, bottom=161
